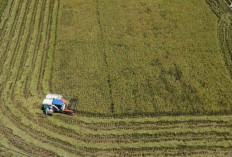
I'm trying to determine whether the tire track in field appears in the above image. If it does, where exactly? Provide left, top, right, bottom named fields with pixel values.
left=96, top=0, right=115, bottom=114
left=49, top=0, right=59, bottom=92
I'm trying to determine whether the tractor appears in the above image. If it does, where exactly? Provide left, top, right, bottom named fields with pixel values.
left=41, top=94, right=78, bottom=116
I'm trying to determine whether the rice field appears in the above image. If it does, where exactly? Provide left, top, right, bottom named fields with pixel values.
left=52, top=0, right=232, bottom=116
left=0, top=0, right=231, bottom=156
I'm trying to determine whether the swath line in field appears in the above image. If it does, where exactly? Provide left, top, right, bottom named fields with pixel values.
left=0, top=0, right=28, bottom=97
left=13, top=0, right=40, bottom=98
left=28, top=0, right=46, bottom=95
left=49, top=0, right=59, bottom=92
left=0, top=0, right=14, bottom=43
left=96, top=0, right=115, bottom=114
left=0, top=0, right=22, bottom=73
left=38, top=0, right=54, bottom=94
left=2, top=0, right=24, bottom=56
left=8, top=0, right=33, bottom=99
left=0, top=0, right=31, bottom=98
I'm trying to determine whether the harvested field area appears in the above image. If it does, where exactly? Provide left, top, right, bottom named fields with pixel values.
left=0, top=0, right=231, bottom=156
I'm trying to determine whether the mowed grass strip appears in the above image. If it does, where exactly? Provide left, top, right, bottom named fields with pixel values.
left=53, top=0, right=232, bottom=116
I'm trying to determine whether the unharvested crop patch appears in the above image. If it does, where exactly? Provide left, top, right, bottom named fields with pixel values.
left=53, top=0, right=232, bottom=116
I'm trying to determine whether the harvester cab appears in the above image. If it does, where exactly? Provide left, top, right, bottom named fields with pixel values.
left=42, top=94, right=78, bottom=116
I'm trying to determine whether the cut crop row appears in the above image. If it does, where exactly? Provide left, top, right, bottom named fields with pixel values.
left=53, top=114, right=232, bottom=130
left=0, top=0, right=14, bottom=41
left=0, top=0, right=29, bottom=100
left=0, top=0, right=23, bottom=73
left=82, top=146, right=232, bottom=157
left=6, top=0, right=33, bottom=100
left=29, top=0, right=47, bottom=96
left=58, top=120, right=231, bottom=131
left=14, top=0, right=40, bottom=98
left=17, top=0, right=45, bottom=98
left=0, top=0, right=22, bottom=77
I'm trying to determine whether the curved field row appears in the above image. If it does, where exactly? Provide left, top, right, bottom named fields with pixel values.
left=0, top=0, right=231, bottom=156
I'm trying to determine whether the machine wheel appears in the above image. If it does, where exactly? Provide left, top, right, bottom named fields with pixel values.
left=44, top=109, right=48, bottom=116
left=71, top=113, right=75, bottom=116
left=44, top=107, right=54, bottom=116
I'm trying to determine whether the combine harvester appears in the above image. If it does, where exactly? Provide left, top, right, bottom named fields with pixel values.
left=41, top=94, right=78, bottom=116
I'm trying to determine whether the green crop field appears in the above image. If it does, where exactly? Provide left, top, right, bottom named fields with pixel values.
left=0, top=0, right=232, bottom=156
